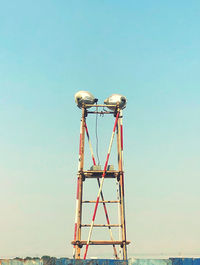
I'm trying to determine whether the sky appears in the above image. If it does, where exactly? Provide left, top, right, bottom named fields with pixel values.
left=0, top=0, right=200, bottom=259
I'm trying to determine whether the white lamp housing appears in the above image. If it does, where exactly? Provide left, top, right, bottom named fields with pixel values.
left=104, top=94, right=127, bottom=110
left=75, top=91, right=96, bottom=108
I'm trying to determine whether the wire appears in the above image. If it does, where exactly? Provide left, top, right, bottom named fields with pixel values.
left=95, top=106, right=100, bottom=165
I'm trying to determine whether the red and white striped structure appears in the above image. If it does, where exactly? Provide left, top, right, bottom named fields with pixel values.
left=72, top=103, right=130, bottom=260
left=72, top=118, right=83, bottom=258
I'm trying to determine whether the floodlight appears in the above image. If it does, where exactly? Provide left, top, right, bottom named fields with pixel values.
left=104, top=94, right=127, bottom=110
left=74, top=91, right=97, bottom=108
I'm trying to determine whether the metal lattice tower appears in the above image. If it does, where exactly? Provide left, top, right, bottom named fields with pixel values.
left=71, top=96, right=130, bottom=260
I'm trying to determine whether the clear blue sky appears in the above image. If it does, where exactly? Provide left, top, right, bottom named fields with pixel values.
left=0, top=0, right=200, bottom=259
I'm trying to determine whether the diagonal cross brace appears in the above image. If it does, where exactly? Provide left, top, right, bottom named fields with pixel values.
left=84, top=121, right=118, bottom=259
left=83, top=111, right=120, bottom=259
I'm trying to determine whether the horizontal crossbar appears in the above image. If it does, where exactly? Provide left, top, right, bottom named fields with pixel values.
left=87, top=111, right=115, bottom=115
left=81, top=224, right=121, bottom=227
left=81, top=170, right=123, bottom=179
left=71, top=240, right=130, bottom=246
left=85, top=104, right=116, bottom=107
left=82, top=200, right=120, bottom=203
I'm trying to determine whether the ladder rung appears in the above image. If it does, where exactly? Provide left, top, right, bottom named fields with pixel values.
left=81, top=224, right=121, bottom=227
left=71, top=240, right=131, bottom=246
left=82, top=200, right=120, bottom=203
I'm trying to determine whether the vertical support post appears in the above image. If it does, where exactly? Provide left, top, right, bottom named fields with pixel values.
left=116, top=117, right=122, bottom=259
left=75, top=105, right=86, bottom=259
left=117, top=109, right=127, bottom=260
left=73, top=119, right=82, bottom=258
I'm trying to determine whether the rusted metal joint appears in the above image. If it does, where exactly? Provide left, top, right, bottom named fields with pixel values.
left=75, top=240, right=83, bottom=248
left=114, top=109, right=119, bottom=117
left=113, top=103, right=120, bottom=117
left=81, top=103, right=88, bottom=117
left=120, top=240, right=126, bottom=248
left=117, top=173, right=120, bottom=182
left=117, top=171, right=123, bottom=181
left=79, top=171, right=85, bottom=181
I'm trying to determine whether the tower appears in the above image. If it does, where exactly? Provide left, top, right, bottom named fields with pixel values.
left=71, top=92, right=130, bottom=260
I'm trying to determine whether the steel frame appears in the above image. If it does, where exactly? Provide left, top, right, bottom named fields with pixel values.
left=72, top=104, right=130, bottom=260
